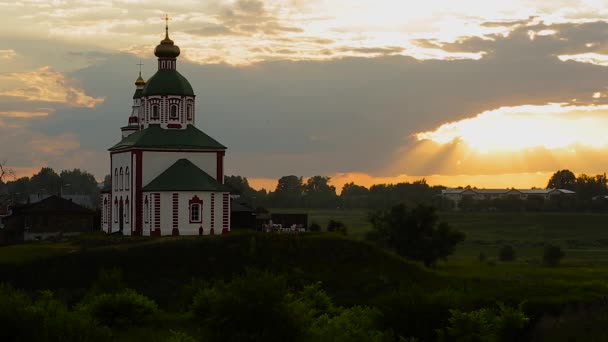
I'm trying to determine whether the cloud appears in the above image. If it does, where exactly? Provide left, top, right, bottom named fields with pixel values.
left=0, top=110, right=52, bottom=118
left=0, top=67, right=104, bottom=108
left=0, top=49, right=16, bottom=60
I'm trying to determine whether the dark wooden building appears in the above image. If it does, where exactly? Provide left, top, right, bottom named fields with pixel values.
left=230, top=200, right=256, bottom=230
left=0, top=195, right=95, bottom=244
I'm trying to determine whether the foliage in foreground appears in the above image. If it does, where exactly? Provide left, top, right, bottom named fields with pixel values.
left=367, top=204, right=465, bottom=266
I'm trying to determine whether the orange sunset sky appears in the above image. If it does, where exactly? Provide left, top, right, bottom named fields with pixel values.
left=2, top=0, right=608, bottom=191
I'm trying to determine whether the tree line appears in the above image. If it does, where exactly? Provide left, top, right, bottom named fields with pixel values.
left=0, top=167, right=100, bottom=207
left=224, top=175, right=444, bottom=210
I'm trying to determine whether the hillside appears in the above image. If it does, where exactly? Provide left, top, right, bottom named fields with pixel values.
left=0, top=233, right=435, bottom=308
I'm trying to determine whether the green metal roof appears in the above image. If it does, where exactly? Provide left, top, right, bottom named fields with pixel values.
left=142, top=69, right=194, bottom=96
left=109, top=124, right=226, bottom=151
left=143, top=158, right=229, bottom=192
left=133, top=88, right=143, bottom=99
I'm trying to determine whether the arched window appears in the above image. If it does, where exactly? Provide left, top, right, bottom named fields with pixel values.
left=187, top=104, right=192, bottom=120
left=119, top=168, right=123, bottom=191
left=144, top=196, right=149, bottom=223
left=114, top=198, right=118, bottom=223
left=103, top=198, right=108, bottom=224
left=114, top=169, right=118, bottom=191
left=151, top=105, right=159, bottom=119
left=125, top=167, right=130, bottom=190
left=170, top=105, right=178, bottom=119
left=190, top=203, right=201, bottom=223
left=189, top=195, right=203, bottom=223
left=125, top=197, right=130, bottom=224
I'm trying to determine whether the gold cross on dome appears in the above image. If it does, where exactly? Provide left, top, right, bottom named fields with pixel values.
left=136, top=60, right=143, bottom=73
left=162, top=13, right=171, bottom=29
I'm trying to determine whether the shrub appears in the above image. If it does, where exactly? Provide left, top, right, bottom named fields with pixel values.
left=438, top=303, right=528, bottom=342
left=498, top=245, right=516, bottom=262
left=327, top=220, right=348, bottom=235
left=191, top=270, right=308, bottom=342
left=79, top=288, right=158, bottom=328
left=167, top=330, right=199, bottom=342
left=310, top=306, right=393, bottom=342
left=309, top=222, right=322, bottom=232
left=367, top=204, right=465, bottom=267
left=542, top=245, right=565, bottom=267
left=478, top=252, right=487, bottom=263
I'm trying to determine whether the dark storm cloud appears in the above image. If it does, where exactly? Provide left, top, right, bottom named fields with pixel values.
left=20, top=20, right=608, bottom=178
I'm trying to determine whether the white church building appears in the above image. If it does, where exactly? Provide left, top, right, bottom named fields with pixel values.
left=101, top=25, right=230, bottom=236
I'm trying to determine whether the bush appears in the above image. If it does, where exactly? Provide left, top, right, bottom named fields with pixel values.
left=309, top=222, right=322, bottom=232
left=498, top=245, right=516, bottom=262
left=191, top=270, right=308, bottom=342
left=79, top=288, right=158, bottom=328
left=478, top=252, right=487, bottom=263
left=542, top=245, right=565, bottom=267
left=438, top=303, right=528, bottom=342
left=367, top=204, right=465, bottom=266
left=310, top=306, right=393, bottom=342
left=327, top=220, right=348, bottom=235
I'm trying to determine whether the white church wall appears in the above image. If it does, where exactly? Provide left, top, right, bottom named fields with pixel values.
left=110, top=151, right=134, bottom=235
left=142, top=191, right=230, bottom=236
left=141, top=151, right=217, bottom=186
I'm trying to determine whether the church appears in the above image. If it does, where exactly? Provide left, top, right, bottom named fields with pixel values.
left=101, top=24, right=230, bottom=236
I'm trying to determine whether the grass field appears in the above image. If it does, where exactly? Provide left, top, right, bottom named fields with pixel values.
left=273, top=208, right=608, bottom=262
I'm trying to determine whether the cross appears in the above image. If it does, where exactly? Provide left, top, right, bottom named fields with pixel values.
left=162, top=13, right=171, bottom=38
left=162, top=13, right=171, bottom=29
left=136, top=60, right=144, bottom=74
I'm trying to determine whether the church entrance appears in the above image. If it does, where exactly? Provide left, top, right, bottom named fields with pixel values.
left=119, top=200, right=124, bottom=232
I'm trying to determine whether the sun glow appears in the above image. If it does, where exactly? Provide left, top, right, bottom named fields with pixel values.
left=416, top=104, right=608, bottom=153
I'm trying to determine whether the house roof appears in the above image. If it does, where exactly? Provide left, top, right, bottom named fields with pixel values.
left=109, top=124, right=226, bottom=151
left=143, top=158, right=229, bottom=192
left=14, top=195, right=93, bottom=215
left=231, top=200, right=254, bottom=213
left=441, top=188, right=576, bottom=195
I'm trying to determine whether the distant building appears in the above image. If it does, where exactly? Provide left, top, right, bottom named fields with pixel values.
left=29, top=194, right=94, bottom=209
left=441, top=188, right=576, bottom=210
left=0, top=195, right=95, bottom=244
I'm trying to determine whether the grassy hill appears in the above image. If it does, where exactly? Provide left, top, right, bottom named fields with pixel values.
left=0, top=232, right=435, bottom=308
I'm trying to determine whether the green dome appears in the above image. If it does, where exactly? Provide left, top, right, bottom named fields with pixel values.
left=141, top=69, right=194, bottom=96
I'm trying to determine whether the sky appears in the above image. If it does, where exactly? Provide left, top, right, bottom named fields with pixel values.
left=3, top=0, right=608, bottom=191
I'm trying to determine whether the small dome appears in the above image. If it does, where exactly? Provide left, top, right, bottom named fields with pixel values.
left=154, top=30, right=180, bottom=59
left=134, top=74, right=146, bottom=86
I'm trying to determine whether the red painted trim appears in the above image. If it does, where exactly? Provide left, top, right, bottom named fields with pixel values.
left=199, top=226, right=203, bottom=235
left=135, top=150, right=143, bottom=236
left=216, top=151, right=225, bottom=183
left=167, top=123, right=182, bottom=129
left=209, top=228, right=215, bottom=236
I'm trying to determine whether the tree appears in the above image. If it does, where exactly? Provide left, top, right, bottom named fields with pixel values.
left=0, top=160, right=15, bottom=183
left=303, top=176, right=338, bottom=208
left=326, top=220, right=347, bottom=235
left=498, top=245, right=515, bottom=262
left=546, top=170, right=576, bottom=190
left=341, top=182, right=369, bottom=208
left=367, top=204, right=465, bottom=267
left=271, top=175, right=304, bottom=208
left=542, top=245, right=565, bottom=267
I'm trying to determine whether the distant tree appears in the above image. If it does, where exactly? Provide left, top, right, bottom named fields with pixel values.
left=308, top=222, right=322, bottom=232
left=303, top=176, right=338, bottom=208
left=341, top=182, right=369, bottom=208
left=326, top=220, right=347, bottom=235
left=0, top=160, right=15, bottom=183
left=103, top=174, right=111, bottom=190
left=546, top=170, right=576, bottom=190
left=29, top=167, right=61, bottom=195
left=498, top=245, right=516, bottom=262
left=271, top=175, right=304, bottom=208
left=224, top=175, right=253, bottom=196
left=542, top=245, right=565, bottom=267
left=367, top=204, right=465, bottom=267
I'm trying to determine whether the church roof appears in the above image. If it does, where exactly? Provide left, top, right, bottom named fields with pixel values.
left=143, top=159, right=229, bottom=192
left=142, top=69, right=194, bottom=96
left=109, top=124, right=226, bottom=151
